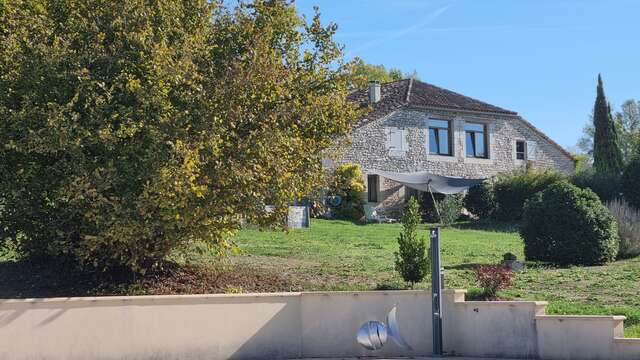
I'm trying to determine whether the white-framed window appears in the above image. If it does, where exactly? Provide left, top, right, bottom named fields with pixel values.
left=427, top=118, right=452, bottom=156
left=465, top=122, right=488, bottom=158
left=515, top=140, right=526, bottom=160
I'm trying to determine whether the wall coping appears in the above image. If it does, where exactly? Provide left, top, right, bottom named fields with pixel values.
left=0, top=292, right=303, bottom=305
left=536, top=315, right=626, bottom=321
left=614, top=337, right=640, bottom=344
left=300, top=290, right=429, bottom=296
left=461, top=300, right=548, bottom=306
left=0, top=289, right=456, bottom=304
left=447, top=289, right=467, bottom=294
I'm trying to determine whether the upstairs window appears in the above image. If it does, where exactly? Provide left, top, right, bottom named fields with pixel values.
left=516, top=140, right=526, bottom=160
left=428, top=119, right=452, bottom=156
left=367, top=175, right=379, bottom=202
left=465, top=122, right=488, bottom=158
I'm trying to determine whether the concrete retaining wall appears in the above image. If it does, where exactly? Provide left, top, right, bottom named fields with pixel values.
left=443, top=290, right=545, bottom=358
left=0, top=293, right=303, bottom=360
left=536, top=315, right=640, bottom=360
left=0, top=290, right=638, bottom=360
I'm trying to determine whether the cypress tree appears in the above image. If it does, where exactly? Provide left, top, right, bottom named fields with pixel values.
left=394, top=197, right=430, bottom=287
left=593, top=74, right=624, bottom=173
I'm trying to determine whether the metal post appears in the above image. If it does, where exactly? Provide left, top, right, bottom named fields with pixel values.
left=430, top=227, right=443, bottom=357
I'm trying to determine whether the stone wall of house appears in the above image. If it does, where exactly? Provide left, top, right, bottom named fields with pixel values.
left=333, top=107, right=575, bottom=216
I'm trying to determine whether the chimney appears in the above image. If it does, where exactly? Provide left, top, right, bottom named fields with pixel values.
left=368, top=80, right=381, bottom=104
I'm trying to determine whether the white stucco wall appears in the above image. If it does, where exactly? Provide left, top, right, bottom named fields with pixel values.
left=0, top=289, right=638, bottom=360
left=0, top=293, right=303, bottom=360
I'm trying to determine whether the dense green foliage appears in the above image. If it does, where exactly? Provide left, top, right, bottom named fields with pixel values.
left=394, top=197, right=430, bottom=286
left=571, top=167, right=622, bottom=202
left=349, top=58, right=418, bottom=89
left=493, top=170, right=566, bottom=221
left=577, top=99, right=640, bottom=164
left=521, top=181, right=619, bottom=265
left=463, top=181, right=496, bottom=219
left=592, top=75, right=624, bottom=174
left=350, top=58, right=402, bottom=89
left=419, top=191, right=445, bottom=223
left=435, top=194, right=463, bottom=225
left=616, top=100, right=640, bottom=162
left=329, top=164, right=366, bottom=221
left=0, top=0, right=360, bottom=272
left=606, top=198, right=640, bottom=259
left=622, top=157, right=640, bottom=209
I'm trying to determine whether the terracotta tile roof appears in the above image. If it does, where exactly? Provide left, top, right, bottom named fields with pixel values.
left=348, top=79, right=517, bottom=127
left=347, top=79, right=413, bottom=127
left=407, top=79, right=517, bottom=115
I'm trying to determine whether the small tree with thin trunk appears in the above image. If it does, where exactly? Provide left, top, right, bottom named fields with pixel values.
left=395, top=197, right=430, bottom=287
left=593, top=74, right=624, bottom=174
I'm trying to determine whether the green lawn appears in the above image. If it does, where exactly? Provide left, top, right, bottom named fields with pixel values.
left=232, top=219, right=640, bottom=337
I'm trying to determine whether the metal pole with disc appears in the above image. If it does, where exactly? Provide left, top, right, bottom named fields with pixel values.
left=430, top=227, right=443, bottom=356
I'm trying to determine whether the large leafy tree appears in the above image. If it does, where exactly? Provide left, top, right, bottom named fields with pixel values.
left=349, top=57, right=418, bottom=89
left=616, top=100, right=640, bottom=160
left=0, top=0, right=360, bottom=272
left=592, top=74, right=624, bottom=173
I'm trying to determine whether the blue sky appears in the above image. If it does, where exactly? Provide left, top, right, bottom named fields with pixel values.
left=295, top=0, right=640, bottom=150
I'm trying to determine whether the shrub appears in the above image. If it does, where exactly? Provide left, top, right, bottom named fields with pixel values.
left=329, top=164, right=366, bottom=221
left=0, top=0, right=359, bottom=272
left=420, top=192, right=445, bottom=223
left=474, top=265, right=513, bottom=298
left=572, top=167, right=622, bottom=202
left=435, top=194, right=464, bottom=225
left=464, top=181, right=496, bottom=219
left=521, top=181, right=619, bottom=265
left=395, top=197, right=430, bottom=286
left=606, top=198, right=640, bottom=258
left=622, top=157, right=640, bottom=209
left=493, top=170, right=566, bottom=221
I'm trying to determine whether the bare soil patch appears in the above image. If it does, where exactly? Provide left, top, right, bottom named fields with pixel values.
left=0, top=259, right=301, bottom=298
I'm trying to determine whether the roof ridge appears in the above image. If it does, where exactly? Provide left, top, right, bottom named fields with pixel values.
left=405, top=78, right=413, bottom=103
left=376, top=78, right=409, bottom=87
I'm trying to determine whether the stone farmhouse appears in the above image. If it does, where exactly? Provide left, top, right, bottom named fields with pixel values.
left=330, top=78, right=576, bottom=215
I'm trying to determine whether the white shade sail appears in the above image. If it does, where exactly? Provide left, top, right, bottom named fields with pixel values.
left=368, top=169, right=485, bottom=194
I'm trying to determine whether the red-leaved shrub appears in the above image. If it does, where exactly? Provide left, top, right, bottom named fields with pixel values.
left=474, top=265, right=513, bottom=298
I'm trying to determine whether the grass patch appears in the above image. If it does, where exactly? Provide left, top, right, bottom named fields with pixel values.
left=1, top=218, right=638, bottom=337
left=232, top=219, right=640, bottom=337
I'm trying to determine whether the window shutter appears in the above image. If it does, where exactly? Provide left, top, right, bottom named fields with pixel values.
left=386, top=127, right=407, bottom=155
left=526, top=141, right=537, bottom=160
left=399, top=129, right=407, bottom=151
left=386, top=127, right=397, bottom=150
left=388, top=128, right=402, bottom=150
